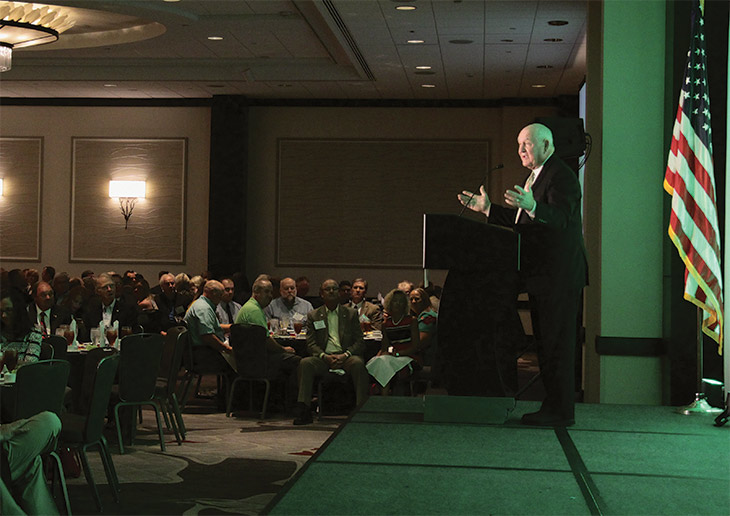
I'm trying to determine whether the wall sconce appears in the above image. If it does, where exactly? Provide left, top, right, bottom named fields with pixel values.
left=109, top=180, right=145, bottom=229
left=0, top=178, right=3, bottom=196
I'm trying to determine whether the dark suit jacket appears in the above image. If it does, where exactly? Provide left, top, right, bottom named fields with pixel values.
left=80, top=296, right=138, bottom=341
left=489, top=154, right=588, bottom=293
left=306, top=305, right=365, bottom=357
left=28, top=304, right=72, bottom=335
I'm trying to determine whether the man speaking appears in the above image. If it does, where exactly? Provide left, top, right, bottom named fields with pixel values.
left=458, top=123, right=588, bottom=426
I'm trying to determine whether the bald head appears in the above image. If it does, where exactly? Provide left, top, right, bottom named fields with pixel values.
left=203, top=280, right=224, bottom=305
left=518, top=123, right=555, bottom=170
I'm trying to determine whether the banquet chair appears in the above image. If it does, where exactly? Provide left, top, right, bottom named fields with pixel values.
left=45, top=334, right=68, bottom=361
left=153, top=326, right=187, bottom=441
left=12, top=359, right=70, bottom=420
left=39, top=340, right=54, bottom=360
left=11, top=359, right=72, bottom=515
left=179, top=335, right=230, bottom=411
left=112, top=333, right=166, bottom=454
left=226, top=324, right=281, bottom=419
left=59, top=354, right=120, bottom=512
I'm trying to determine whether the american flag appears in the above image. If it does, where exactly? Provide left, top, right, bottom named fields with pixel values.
left=664, top=0, right=723, bottom=352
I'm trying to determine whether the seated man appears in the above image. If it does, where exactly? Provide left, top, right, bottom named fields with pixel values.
left=0, top=411, right=62, bottom=515
left=348, top=278, right=383, bottom=330
left=234, top=278, right=301, bottom=411
left=183, top=280, right=234, bottom=375
left=154, top=273, right=190, bottom=330
left=234, top=278, right=300, bottom=382
left=263, top=277, right=313, bottom=328
left=80, top=273, right=137, bottom=342
left=215, top=277, right=242, bottom=327
left=293, top=279, right=369, bottom=425
left=28, top=281, right=72, bottom=337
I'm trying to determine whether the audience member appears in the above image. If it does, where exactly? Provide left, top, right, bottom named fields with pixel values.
left=368, top=289, right=420, bottom=395
left=150, top=270, right=168, bottom=297
left=175, top=273, right=196, bottom=302
left=338, top=280, right=352, bottom=305
left=24, top=269, right=39, bottom=292
left=231, top=272, right=251, bottom=305
left=133, top=279, right=162, bottom=333
left=183, top=281, right=235, bottom=387
left=80, top=273, right=138, bottom=342
left=234, top=278, right=301, bottom=401
left=80, top=269, right=95, bottom=279
left=51, top=272, right=71, bottom=308
left=60, top=285, right=89, bottom=322
left=190, top=275, right=205, bottom=300
left=41, top=265, right=55, bottom=283
left=155, top=273, right=191, bottom=330
left=28, top=281, right=72, bottom=337
left=295, top=276, right=310, bottom=297
left=0, top=411, right=62, bottom=515
left=348, top=278, right=383, bottom=330
left=8, top=269, right=31, bottom=303
left=409, top=287, right=439, bottom=366
left=0, top=289, right=42, bottom=367
left=263, top=277, right=313, bottom=328
left=397, top=280, right=414, bottom=295
left=215, top=278, right=241, bottom=327
left=293, top=279, right=369, bottom=425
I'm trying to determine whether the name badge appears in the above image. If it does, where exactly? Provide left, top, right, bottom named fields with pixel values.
left=313, top=320, right=326, bottom=330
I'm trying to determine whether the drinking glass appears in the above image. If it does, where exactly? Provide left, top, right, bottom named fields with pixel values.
left=3, top=348, right=18, bottom=372
left=105, top=327, right=118, bottom=348
left=293, top=321, right=303, bottom=335
left=120, top=326, right=133, bottom=338
left=63, top=325, right=75, bottom=346
left=90, top=327, right=101, bottom=347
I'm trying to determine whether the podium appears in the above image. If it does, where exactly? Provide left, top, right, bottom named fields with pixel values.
left=423, top=214, right=525, bottom=396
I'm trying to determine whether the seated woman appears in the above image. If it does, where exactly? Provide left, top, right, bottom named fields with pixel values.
left=409, top=287, right=439, bottom=366
left=366, top=289, right=420, bottom=396
left=0, top=289, right=42, bottom=368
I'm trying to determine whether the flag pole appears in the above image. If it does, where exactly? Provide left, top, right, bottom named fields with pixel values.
left=676, top=307, right=722, bottom=414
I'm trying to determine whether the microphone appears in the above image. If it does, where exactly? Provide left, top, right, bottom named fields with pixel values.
left=458, top=164, right=504, bottom=216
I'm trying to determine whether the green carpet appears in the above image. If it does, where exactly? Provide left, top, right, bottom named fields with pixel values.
left=267, top=397, right=730, bottom=515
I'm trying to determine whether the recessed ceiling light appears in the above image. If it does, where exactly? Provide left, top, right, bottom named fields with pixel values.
left=163, top=0, right=180, bottom=3
left=421, top=84, right=436, bottom=88
left=415, top=65, right=432, bottom=70
left=396, top=5, right=417, bottom=10
left=548, top=20, right=569, bottom=26
left=449, top=39, right=473, bottom=45
left=531, top=84, right=546, bottom=88
left=543, top=38, right=563, bottom=42
left=104, top=84, right=117, bottom=87
left=407, top=39, right=425, bottom=44
left=208, top=36, right=224, bottom=41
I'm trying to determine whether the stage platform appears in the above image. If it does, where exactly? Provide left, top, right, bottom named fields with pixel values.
left=265, top=396, right=729, bottom=515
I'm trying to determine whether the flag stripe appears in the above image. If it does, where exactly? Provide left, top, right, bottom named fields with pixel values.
left=664, top=0, right=723, bottom=352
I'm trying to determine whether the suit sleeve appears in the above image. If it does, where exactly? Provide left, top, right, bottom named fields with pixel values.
left=532, top=162, right=582, bottom=230
left=306, top=311, right=324, bottom=357
left=345, top=311, right=365, bottom=356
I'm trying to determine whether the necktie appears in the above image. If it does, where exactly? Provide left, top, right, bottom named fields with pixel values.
left=515, top=170, right=536, bottom=223
left=40, top=312, right=48, bottom=335
left=225, top=303, right=233, bottom=324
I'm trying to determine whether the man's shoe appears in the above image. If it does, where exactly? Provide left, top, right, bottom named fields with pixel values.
left=293, top=402, right=313, bottom=426
left=521, top=410, right=574, bottom=427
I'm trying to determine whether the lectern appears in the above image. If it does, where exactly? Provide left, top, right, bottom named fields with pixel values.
left=423, top=214, right=524, bottom=396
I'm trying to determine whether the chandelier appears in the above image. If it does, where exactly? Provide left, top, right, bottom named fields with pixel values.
left=0, top=2, right=75, bottom=72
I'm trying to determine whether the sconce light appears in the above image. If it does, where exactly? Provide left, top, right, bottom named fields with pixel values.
left=109, top=180, right=145, bottom=229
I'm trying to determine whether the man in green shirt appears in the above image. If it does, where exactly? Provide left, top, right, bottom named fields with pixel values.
left=234, top=278, right=300, bottom=401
